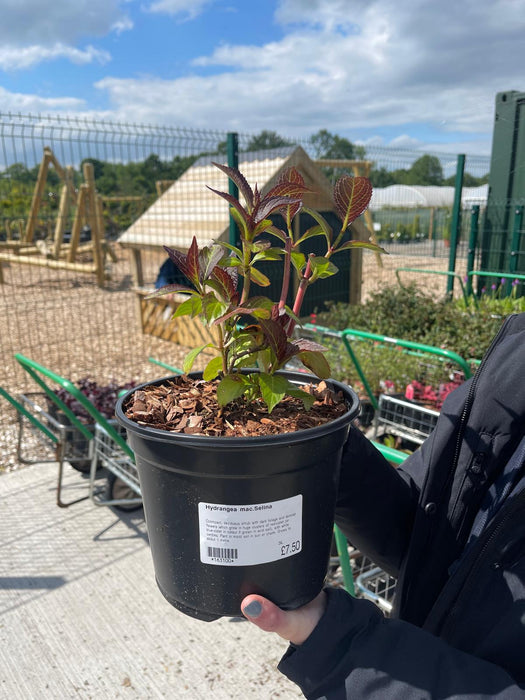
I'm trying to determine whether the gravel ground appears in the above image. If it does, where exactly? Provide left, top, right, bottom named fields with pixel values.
left=0, top=242, right=461, bottom=473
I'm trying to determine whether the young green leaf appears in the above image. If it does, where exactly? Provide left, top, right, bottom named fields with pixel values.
left=172, top=295, right=202, bottom=318
left=287, top=388, right=316, bottom=411
left=183, top=344, right=212, bottom=374
left=336, top=240, right=387, bottom=254
left=248, top=266, right=271, bottom=287
left=216, top=374, right=249, bottom=406
left=294, top=224, right=325, bottom=247
left=202, top=294, right=229, bottom=324
left=301, top=207, right=333, bottom=245
left=290, top=250, right=306, bottom=274
left=257, top=372, right=290, bottom=414
left=309, top=257, right=339, bottom=281
left=202, top=356, right=223, bottom=381
left=298, top=350, right=331, bottom=379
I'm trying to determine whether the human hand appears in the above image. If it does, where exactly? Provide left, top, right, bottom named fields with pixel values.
left=241, top=590, right=327, bottom=645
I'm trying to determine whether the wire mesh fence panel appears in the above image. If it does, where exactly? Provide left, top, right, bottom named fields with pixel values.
left=0, top=112, right=490, bottom=471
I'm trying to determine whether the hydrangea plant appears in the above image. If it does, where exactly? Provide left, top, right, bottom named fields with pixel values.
left=147, top=162, right=383, bottom=413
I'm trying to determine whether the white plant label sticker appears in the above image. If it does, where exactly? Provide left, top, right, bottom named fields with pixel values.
left=198, top=495, right=303, bottom=566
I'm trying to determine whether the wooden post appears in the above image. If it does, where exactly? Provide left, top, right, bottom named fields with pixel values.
left=96, top=194, right=117, bottom=265
left=82, top=162, right=105, bottom=287
left=25, top=147, right=52, bottom=243
left=67, top=184, right=87, bottom=263
left=52, top=166, right=74, bottom=259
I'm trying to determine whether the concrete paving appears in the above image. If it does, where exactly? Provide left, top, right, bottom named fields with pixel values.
left=0, top=463, right=303, bottom=699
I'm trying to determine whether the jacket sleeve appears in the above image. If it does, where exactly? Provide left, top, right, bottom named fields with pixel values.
left=335, top=426, right=423, bottom=576
left=278, top=588, right=525, bottom=700
left=335, top=378, right=471, bottom=577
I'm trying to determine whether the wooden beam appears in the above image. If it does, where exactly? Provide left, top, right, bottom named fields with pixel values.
left=47, top=149, right=66, bottom=181
left=83, top=162, right=105, bottom=287
left=52, top=166, right=74, bottom=259
left=68, top=184, right=88, bottom=263
left=25, top=149, right=52, bottom=243
left=0, top=253, right=96, bottom=273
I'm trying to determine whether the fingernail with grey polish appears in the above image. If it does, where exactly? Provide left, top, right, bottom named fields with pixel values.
left=243, top=600, right=263, bottom=618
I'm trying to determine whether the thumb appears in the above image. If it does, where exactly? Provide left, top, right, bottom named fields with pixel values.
left=241, top=591, right=327, bottom=646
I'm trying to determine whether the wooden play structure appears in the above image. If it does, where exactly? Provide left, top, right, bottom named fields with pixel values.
left=118, top=146, right=374, bottom=348
left=0, top=148, right=116, bottom=286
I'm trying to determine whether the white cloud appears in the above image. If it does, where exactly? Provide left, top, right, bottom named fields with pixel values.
left=146, top=0, right=215, bottom=20
left=5, top=0, right=521, bottom=157
left=0, top=44, right=111, bottom=71
left=0, top=86, right=85, bottom=112
left=0, top=0, right=131, bottom=44
left=0, top=0, right=131, bottom=70
left=95, top=0, right=521, bottom=150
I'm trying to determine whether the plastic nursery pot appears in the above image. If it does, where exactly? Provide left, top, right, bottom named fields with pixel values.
left=116, top=370, right=360, bottom=622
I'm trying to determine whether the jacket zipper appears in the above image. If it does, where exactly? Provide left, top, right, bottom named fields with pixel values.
left=400, top=316, right=515, bottom=618
left=440, top=487, right=525, bottom=637
left=447, top=315, right=514, bottom=494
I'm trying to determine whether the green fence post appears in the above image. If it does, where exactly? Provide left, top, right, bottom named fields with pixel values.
left=227, top=132, right=239, bottom=246
left=509, top=205, right=524, bottom=281
left=466, top=205, right=480, bottom=296
left=447, top=154, right=465, bottom=295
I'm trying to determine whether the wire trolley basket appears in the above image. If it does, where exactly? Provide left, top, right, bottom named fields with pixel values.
left=353, top=555, right=397, bottom=615
left=89, top=421, right=142, bottom=507
left=374, top=394, right=439, bottom=445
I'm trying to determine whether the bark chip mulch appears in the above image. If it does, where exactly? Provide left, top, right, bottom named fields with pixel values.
left=124, top=375, right=349, bottom=437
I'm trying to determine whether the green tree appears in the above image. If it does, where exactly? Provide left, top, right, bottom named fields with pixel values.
left=309, top=129, right=365, bottom=160
left=444, top=171, right=489, bottom=187
left=244, top=130, right=293, bottom=151
left=406, top=155, right=444, bottom=185
left=369, top=166, right=396, bottom=188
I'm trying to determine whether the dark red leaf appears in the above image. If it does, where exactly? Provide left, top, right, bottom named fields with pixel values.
left=211, top=265, right=238, bottom=302
left=333, top=176, right=373, bottom=229
left=207, top=186, right=251, bottom=227
left=255, top=195, right=302, bottom=223
left=164, top=245, right=190, bottom=279
left=185, top=237, right=201, bottom=287
left=212, top=162, right=254, bottom=209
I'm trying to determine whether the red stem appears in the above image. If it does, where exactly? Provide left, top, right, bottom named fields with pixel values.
left=287, top=256, right=313, bottom=335
left=279, top=238, right=292, bottom=310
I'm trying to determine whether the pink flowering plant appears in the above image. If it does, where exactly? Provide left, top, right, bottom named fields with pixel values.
left=147, top=162, right=383, bottom=413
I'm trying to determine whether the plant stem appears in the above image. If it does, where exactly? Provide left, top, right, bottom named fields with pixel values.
left=217, top=325, right=228, bottom=375
left=279, top=237, right=293, bottom=310
left=287, top=256, right=313, bottom=335
left=240, top=240, right=251, bottom=305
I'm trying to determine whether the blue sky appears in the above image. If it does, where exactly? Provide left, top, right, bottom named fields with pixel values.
left=2, top=0, right=525, bottom=155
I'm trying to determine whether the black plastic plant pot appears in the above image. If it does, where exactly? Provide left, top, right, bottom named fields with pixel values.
left=115, top=370, right=359, bottom=622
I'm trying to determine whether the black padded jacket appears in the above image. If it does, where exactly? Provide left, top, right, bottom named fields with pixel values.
left=279, top=312, right=525, bottom=699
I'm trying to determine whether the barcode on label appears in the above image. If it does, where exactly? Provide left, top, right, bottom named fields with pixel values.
left=207, top=546, right=238, bottom=559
